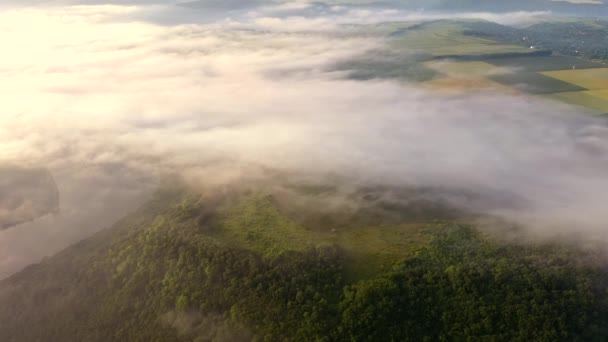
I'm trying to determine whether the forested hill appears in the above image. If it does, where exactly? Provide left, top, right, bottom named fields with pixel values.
left=1, top=182, right=607, bottom=341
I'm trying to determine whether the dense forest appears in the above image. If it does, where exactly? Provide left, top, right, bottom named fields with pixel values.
left=464, top=20, right=608, bottom=61
left=1, top=184, right=607, bottom=341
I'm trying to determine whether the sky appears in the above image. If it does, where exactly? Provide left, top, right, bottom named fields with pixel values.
left=0, top=0, right=608, bottom=278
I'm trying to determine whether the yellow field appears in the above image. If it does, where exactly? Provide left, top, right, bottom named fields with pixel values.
left=585, top=89, right=608, bottom=99
left=424, top=61, right=512, bottom=78
left=390, top=21, right=531, bottom=56
left=422, top=60, right=519, bottom=94
left=422, top=59, right=608, bottom=114
left=542, top=68, right=608, bottom=90
left=546, top=90, right=608, bottom=114
left=422, top=77, right=520, bottom=94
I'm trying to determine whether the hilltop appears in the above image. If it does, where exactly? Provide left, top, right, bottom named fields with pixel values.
left=1, top=178, right=607, bottom=341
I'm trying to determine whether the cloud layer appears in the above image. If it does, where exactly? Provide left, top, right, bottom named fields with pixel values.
left=1, top=3, right=607, bottom=277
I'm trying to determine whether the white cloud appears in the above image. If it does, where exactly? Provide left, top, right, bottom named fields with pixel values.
left=228, top=8, right=550, bottom=32
left=0, top=4, right=607, bottom=278
left=552, top=0, right=603, bottom=4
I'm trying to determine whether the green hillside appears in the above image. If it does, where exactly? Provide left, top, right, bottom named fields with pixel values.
left=1, top=179, right=607, bottom=341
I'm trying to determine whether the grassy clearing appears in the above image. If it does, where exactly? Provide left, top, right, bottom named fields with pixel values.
left=390, top=21, right=531, bottom=56
left=543, top=68, right=608, bottom=90
left=334, top=223, right=433, bottom=281
left=212, top=192, right=435, bottom=280
left=213, top=193, right=317, bottom=255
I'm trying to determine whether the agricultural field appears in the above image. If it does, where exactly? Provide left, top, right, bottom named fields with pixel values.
left=545, top=91, right=608, bottom=114
left=424, top=60, right=511, bottom=78
left=587, top=89, right=608, bottom=99
left=381, top=20, right=608, bottom=115
left=421, top=76, right=519, bottom=94
left=489, top=72, right=587, bottom=94
left=421, top=60, right=516, bottom=93
left=485, top=55, right=602, bottom=72
left=389, top=21, right=532, bottom=57
left=542, top=68, right=608, bottom=90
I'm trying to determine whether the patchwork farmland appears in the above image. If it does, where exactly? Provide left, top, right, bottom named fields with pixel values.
left=384, top=20, right=608, bottom=115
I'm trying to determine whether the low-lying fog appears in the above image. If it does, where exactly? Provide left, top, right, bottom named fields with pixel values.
left=0, top=0, right=607, bottom=278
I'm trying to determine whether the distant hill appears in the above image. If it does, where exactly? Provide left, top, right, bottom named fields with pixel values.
left=0, top=166, right=59, bottom=230
left=464, top=19, right=608, bottom=61
left=1, top=179, right=607, bottom=341
left=331, top=0, right=608, bottom=16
